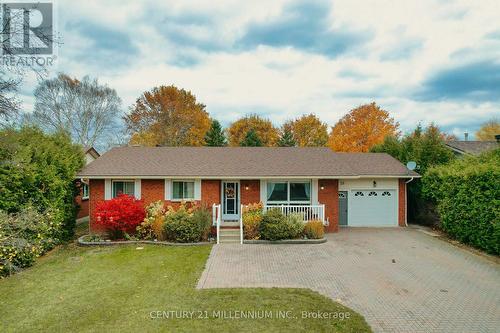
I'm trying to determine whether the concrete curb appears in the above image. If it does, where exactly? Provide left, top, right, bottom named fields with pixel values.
left=243, top=238, right=327, bottom=244
left=77, top=235, right=213, bottom=247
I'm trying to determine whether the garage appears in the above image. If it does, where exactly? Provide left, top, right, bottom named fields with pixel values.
left=347, top=189, right=398, bottom=226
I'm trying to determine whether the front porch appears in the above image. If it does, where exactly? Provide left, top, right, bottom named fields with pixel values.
left=212, top=203, right=327, bottom=244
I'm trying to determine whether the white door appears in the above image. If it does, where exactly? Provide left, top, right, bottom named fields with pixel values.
left=349, top=190, right=397, bottom=226
left=222, top=181, right=240, bottom=220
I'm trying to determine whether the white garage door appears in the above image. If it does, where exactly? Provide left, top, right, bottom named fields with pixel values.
left=349, top=190, right=398, bottom=226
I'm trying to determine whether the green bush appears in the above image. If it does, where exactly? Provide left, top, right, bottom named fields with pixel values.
left=0, top=206, right=62, bottom=277
left=303, top=220, right=325, bottom=239
left=0, top=126, right=84, bottom=240
left=192, top=206, right=212, bottom=241
left=163, top=204, right=210, bottom=243
left=259, top=209, right=304, bottom=240
left=422, top=148, right=500, bottom=254
left=286, top=213, right=305, bottom=239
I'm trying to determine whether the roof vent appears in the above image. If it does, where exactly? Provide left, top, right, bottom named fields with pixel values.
left=464, top=131, right=469, bottom=141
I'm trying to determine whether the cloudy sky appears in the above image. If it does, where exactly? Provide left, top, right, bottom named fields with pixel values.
left=19, top=0, right=500, bottom=138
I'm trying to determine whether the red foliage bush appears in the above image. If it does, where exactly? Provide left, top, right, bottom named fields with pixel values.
left=94, top=194, right=145, bottom=237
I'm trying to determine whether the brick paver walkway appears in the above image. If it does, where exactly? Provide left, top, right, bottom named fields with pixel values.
left=197, top=228, right=500, bottom=332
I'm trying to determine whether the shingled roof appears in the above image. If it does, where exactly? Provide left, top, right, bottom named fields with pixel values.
left=445, top=141, right=498, bottom=156
left=76, top=147, right=419, bottom=178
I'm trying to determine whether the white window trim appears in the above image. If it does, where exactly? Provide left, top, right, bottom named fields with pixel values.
left=266, top=180, right=312, bottom=205
left=169, top=179, right=200, bottom=202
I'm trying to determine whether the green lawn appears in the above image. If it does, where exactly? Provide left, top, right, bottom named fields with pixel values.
left=0, top=243, right=371, bottom=332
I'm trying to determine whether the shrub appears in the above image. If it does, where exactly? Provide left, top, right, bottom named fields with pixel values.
left=422, top=148, right=500, bottom=254
left=94, top=195, right=145, bottom=239
left=0, top=206, right=61, bottom=277
left=303, top=220, right=325, bottom=239
left=163, top=204, right=200, bottom=243
left=242, top=203, right=263, bottom=240
left=286, top=213, right=305, bottom=239
left=192, top=206, right=212, bottom=241
left=136, top=201, right=166, bottom=240
left=259, top=209, right=287, bottom=240
left=0, top=126, right=84, bottom=241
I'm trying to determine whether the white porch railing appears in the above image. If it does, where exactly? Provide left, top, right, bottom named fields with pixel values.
left=263, top=204, right=327, bottom=225
left=212, top=204, right=221, bottom=244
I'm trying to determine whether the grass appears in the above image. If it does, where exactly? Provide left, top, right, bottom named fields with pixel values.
left=0, top=242, right=371, bottom=332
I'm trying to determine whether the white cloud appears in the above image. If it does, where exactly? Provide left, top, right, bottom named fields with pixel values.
left=13, top=0, right=500, bottom=138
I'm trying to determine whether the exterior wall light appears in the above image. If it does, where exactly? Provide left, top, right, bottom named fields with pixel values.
left=245, top=185, right=249, bottom=190
left=320, top=185, right=325, bottom=190
left=373, top=180, right=377, bottom=188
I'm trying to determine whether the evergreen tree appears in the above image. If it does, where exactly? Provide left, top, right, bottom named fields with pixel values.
left=239, top=129, right=263, bottom=146
left=204, top=120, right=227, bottom=146
left=277, top=128, right=297, bottom=147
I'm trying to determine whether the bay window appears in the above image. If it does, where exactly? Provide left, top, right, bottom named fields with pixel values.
left=267, top=181, right=311, bottom=205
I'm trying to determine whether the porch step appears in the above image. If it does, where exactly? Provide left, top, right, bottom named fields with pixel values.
left=218, top=228, right=241, bottom=244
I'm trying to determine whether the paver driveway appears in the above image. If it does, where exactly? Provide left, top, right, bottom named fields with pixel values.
left=197, top=228, right=500, bottom=333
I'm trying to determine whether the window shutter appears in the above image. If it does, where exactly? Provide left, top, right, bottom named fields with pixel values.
left=165, top=179, right=171, bottom=200
left=311, top=179, right=319, bottom=205
left=134, top=179, right=141, bottom=199
left=194, top=179, right=201, bottom=200
left=104, top=179, right=112, bottom=200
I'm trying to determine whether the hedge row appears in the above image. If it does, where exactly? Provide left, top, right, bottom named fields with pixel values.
left=422, top=149, right=500, bottom=255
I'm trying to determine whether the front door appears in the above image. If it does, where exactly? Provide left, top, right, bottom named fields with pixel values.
left=339, top=191, right=348, bottom=226
left=222, top=181, right=240, bottom=221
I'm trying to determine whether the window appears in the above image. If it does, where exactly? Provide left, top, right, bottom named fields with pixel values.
left=368, top=191, right=377, bottom=197
left=112, top=181, right=135, bottom=198
left=267, top=181, right=310, bottom=204
left=354, top=191, right=364, bottom=197
left=82, top=183, right=89, bottom=199
left=172, top=181, right=195, bottom=200
left=382, top=191, right=391, bottom=197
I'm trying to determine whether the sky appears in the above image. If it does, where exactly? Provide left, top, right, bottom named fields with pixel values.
left=17, top=0, right=500, bottom=139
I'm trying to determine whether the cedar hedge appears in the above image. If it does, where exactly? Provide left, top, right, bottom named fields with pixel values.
left=422, top=148, right=500, bottom=255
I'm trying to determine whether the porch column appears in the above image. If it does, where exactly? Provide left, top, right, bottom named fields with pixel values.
left=318, top=179, right=339, bottom=232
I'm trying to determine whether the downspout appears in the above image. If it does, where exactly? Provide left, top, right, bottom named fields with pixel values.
left=404, top=177, right=414, bottom=226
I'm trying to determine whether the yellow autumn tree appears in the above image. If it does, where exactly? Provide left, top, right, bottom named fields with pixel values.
left=328, top=102, right=400, bottom=152
left=124, top=85, right=211, bottom=146
left=282, top=114, right=328, bottom=147
left=475, top=119, right=500, bottom=141
left=228, top=114, right=279, bottom=146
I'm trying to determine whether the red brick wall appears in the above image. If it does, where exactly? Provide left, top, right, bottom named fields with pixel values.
left=319, top=179, right=339, bottom=233
left=76, top=195, right=89, bottom=219
left=141, top=180, right=164, bottom=206
left=240, top=180, right=260, bottom=205
left=201, top=180, right=221, bottom=206
left=398, top=179, right=406, bottom=227
left=89, top=179, right=105, bottom=233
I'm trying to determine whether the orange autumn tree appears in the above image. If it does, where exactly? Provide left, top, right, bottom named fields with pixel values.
left=124, top=85, right=211, bottom=146
left=328, top=102, right=400, bottom=152
left=228, top=114, right=279, bottom=146
left=282, top=114, right=328, bottom=147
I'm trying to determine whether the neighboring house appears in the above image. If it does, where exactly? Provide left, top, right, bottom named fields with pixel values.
left=77, top=147, right=419, bottom=234
left=75, top=147, right=100, bottom=219
left=445, top=140, right=498, bottom=156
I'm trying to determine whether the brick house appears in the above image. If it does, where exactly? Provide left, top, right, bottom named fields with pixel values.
left=76, top=147, right=419, bottom=236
